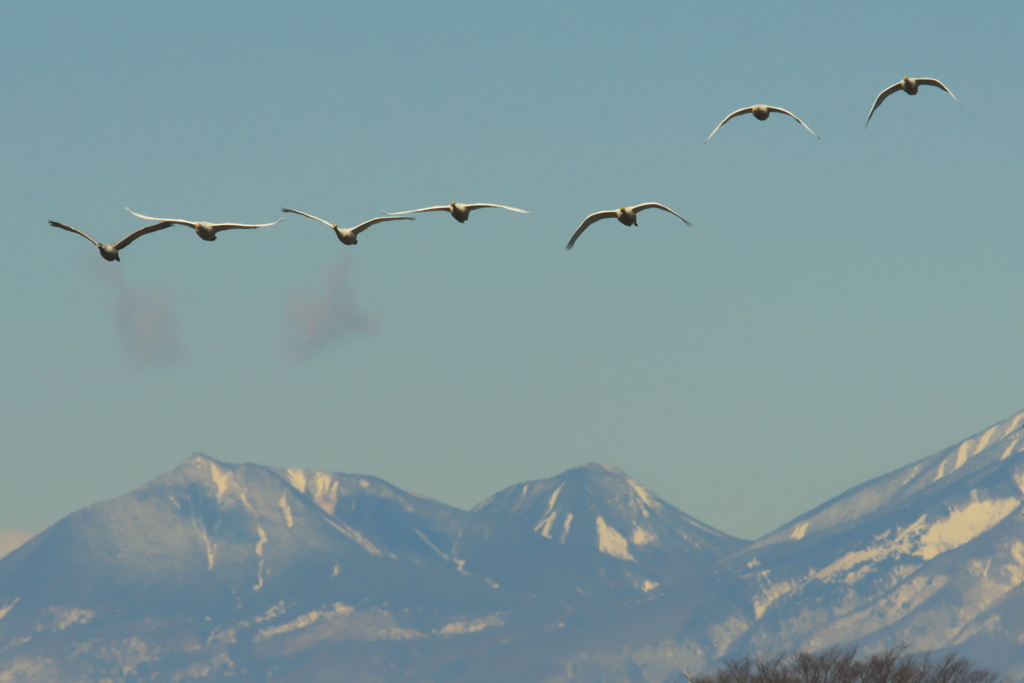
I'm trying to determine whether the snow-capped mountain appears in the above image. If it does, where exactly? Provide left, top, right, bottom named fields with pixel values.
left=1, top=411, right=1023, bottom=682
left=475, top=463, right=744, bottom=564
left=750, top=412, right=1024, bottom=555
left=465, top=463, right=745, bottom=595
left=713, top=412, right=1024, bottom=662
left=528, top=412, right=1024, bottom=682
left=0, top=454, right=737, bottom=681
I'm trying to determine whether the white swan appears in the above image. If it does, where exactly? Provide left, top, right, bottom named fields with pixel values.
left=705, top=104, right=820, bottom=143
left=280, top=208, right=413, bottom=245
left=864, top=77, right=960, bottom=127
left=124, top=208, right=283, bottom=241
left=565, top=203, right=693, bottom=250
left=383, top=201, right=530, bottom=223
left=46, top=219, right=173, bottom=262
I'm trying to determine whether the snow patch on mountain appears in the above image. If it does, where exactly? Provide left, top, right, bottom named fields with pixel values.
left=256, top=603, right=354, bottom=640
left=286, top=468, right=306, bottom=493
left=931, top=415, right=1024, bottom=484
left=752, top=570, right=803, bottom=619
left=811, top=492, right=1019, bottom=584
left=209, top=461, right=233, bottom=502
left=917, top=495, right=1019, bottom=560
left=547, top=482, right=565, bottom=512
left=711, top=616, right=750, bottom=657
left=48, top=606, right=94, bottom=631
left=278, top=494, right=293, bottom=528
left=253, top=526, right=268, bottom=591
left=312, top=473, right=339, bottom=515
left=253, top=602, right=424, bottom=649
left=0, top=598, right=17, bottom=621
left=815, top=520, right=927, bottom=583
left=627, top=478, right=658, bottom=517
left=323, top=518, right=389, bottom=557
left=807, top=573, right=950, bottom=649
left=190, top=514, right=216, bottom=570
left=596, top=516, right=634, bottom=562
left=0, top=657, right=52, bottom=682
left=753, top=411, right=1024, bottom=552
left=1001, top=435, right=1022, bottom=460
left=534, top=510, right=558, bottom=539
left=436, top=613, right=505, bottom=636
left=560, top=513, right=573, bottom=543
left=254, top=602, right=287, bottom=624
left=632, top=524, right=657, bottom=546
left=413, top=528, right=449, bottom=561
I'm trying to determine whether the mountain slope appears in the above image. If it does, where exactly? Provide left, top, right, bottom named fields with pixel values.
left=2, top=412, right=1022, bottom=682
left=518, top=412, right=1024, bottom=682
left=710, top=411, right=1024, bottom=671
left=0, top=455, right=740, bottom=681
left=749, top=412, right=1024, bottom=555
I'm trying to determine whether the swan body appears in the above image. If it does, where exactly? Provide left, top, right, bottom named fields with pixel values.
left=383, top=201, right=530, bottom=223
left=864, top=77, right=960, bottom=127
left=565, top=203, right=693, bottom=250
left=124, top=208, right=282, bottom=241
left=46, top=219, right=173, bottom=261
left=705, top=104, right=820, bottom=143
left=281, top=208, right=413, bottom=245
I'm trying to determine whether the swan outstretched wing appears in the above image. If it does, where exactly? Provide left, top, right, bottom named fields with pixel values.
left=351, top=215, right=414, bottom=235
left=463, top=203, right=532, bottom=214
left=864, top=82, right=903, bottom=127
left=114, top=222, right=174, bottom=250
left=765, top=107, right=820, bottom=138
left=47, top=220, right=101, bottom=247
left=632, top=203, right=694, bottom=226
left=383, top=206, right=450, bottom=216
left=704, top=107, right=754, bottom=144
left=915, top=78, right=960, bottom=104
left=281, top=207, right=335, bottom=228
left=124, top=207, right=195, bottom=227
left=565, top=210, right=616, bottom=250
left=209, top=218, right=284, bottom=233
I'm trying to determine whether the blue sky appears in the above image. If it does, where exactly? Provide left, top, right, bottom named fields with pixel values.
left=2, top=1, right=1023, bottom=541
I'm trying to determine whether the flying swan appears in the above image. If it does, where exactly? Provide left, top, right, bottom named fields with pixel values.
left=705, top=104, right=819, bottom=143
left=124, top=208, right=283, bottom=241
left=383, top=202, right=530, bottom=223
left=565, top=203, right=693, bottom=250
left=864, top=77, right=960, bottom=127
left=46, top=219, right=173, bottom=262
left=280, top=208, right=413, bottom=245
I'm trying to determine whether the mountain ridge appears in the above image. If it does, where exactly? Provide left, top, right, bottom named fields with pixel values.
left=3, top=411, right=1024, bottom=681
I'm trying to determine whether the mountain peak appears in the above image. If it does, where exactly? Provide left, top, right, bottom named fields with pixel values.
left=473, top=464, right=744, bottom=572
left=571, top=463, right=626, bottom=476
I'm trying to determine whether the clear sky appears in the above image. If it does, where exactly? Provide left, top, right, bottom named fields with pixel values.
left=2, top=1, right=1023, bottom=541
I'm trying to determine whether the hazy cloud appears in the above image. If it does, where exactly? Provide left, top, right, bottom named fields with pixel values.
left=285, top=260, right=375, bottom=358
left=92, top=264, right=184, bottom=365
